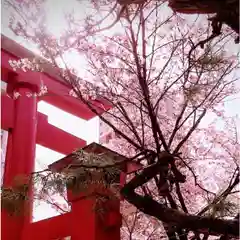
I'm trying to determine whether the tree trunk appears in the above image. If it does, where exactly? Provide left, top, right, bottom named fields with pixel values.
left=121, top=163, right=239, bottom=237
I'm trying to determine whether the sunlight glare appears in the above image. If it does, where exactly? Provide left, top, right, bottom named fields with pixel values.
left=42, top=0, right=86, bottom=38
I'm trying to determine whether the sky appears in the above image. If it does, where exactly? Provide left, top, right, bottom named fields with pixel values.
left=1, top=0, right=240, bottom=223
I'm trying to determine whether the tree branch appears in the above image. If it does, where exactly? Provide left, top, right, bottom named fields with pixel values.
left=173, top=109, right=207, bottom=154
left=121, top=161, right=239, bottom=237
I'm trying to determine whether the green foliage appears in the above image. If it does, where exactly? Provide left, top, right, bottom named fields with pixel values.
left=1, top=184, right=29, bottom=216
left=1, top=149, right=122, bottom=216
left=210, top=199, right=238, bottom=218
left=195, top=46, right=228, bottom=70
left=63, top=149, right=122, bottom=196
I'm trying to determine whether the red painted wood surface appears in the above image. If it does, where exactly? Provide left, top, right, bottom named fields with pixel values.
left=1, top=35, right=120, bottom=240
left=1, top=95, right=86, bottom=155
left=21, top=197, right=121, bottom=240
left=2, top=84, right=38, bottom=240
left=1, top=51, right=110, bottom=120
left=1, top=92, right=121, bottom=240
left=1, top=35, right=111, bottom=120
left=22, top=213, right=71, bottom=240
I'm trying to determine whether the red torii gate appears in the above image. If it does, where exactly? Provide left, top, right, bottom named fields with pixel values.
left=1, top=34, right=123, bottom=240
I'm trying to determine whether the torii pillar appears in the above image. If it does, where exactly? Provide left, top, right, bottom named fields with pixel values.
left=2, top=80, right=38, bottom=240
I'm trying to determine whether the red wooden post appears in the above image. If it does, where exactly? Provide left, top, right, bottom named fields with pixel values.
left=67, top=187, right=122, bottom=240
left=69, top=194, right=97, bottom=240
left=49, top=142, right=123, bottom=240
left=1, top=81, right=38, bottom=240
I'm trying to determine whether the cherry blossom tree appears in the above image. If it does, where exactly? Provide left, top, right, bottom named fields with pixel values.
left=2, top=0, right=240, bottom=239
